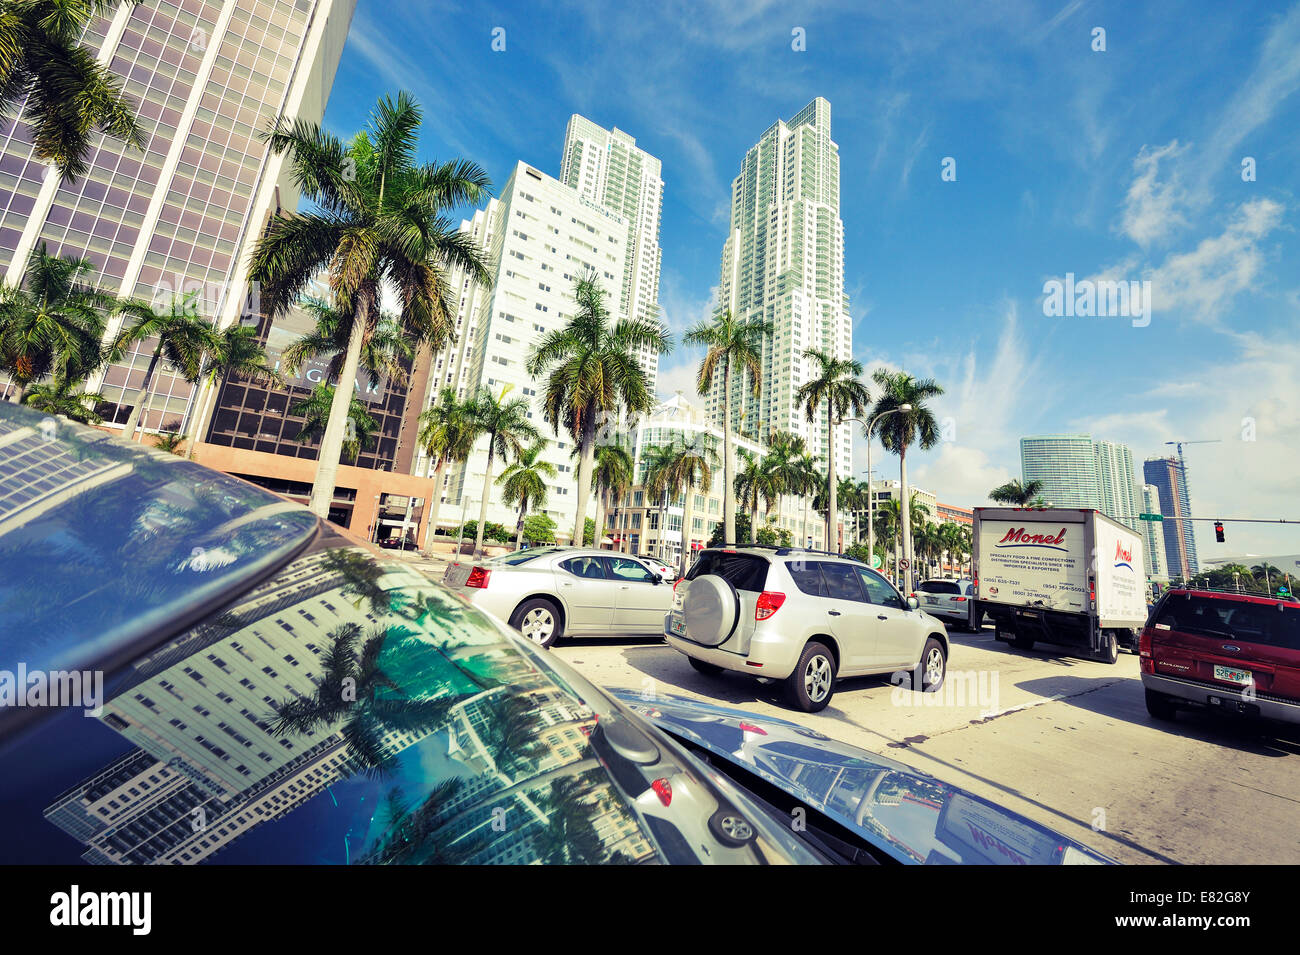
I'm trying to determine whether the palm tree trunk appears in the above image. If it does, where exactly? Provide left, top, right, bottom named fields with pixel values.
left=308, top=294, right=369, bottom=518
left=514, top=502, right=525, bottom=551
left=722, top=361, right=735, bottom=544
left=899, top=443, right=912, bottom=594
left=122, top=343, right=163, bottom=440
left=422, top=458, right=448, bottom=551
left=185, top=373, right=217, bottom=460
left=826, top=405, right=837, bottom=553
left=680, top=484, right=694, bottom=578
left=571, top=410, right=596, bottom=546
left=594, top=488, right=606, bottom=549
left=476, top=444, right=495, bottom=556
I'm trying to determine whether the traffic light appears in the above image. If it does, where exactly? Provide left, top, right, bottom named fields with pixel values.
left=1214, top=521, right=1225, bottom=543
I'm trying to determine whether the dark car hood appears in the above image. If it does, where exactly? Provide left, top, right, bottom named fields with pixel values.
left=611, top=689, right=1115, bottom=865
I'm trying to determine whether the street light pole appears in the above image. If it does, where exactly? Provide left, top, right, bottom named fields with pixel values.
left=844, top=405, right=911, bottom=574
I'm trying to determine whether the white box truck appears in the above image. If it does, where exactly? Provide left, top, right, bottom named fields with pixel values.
left=971, top=507, right=1148, bottom=663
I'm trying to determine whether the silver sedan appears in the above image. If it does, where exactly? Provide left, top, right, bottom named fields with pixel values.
left=442, top=546, right=676, bottom=648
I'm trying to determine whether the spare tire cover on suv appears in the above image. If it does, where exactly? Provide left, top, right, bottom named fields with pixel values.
left=682, top=574, right=741, bottom=647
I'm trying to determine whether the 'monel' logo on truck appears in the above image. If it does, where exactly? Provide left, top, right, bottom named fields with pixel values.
left=996, top=527, right=1068, bottom=551
left=1114, top=540, right=1134, bottom=571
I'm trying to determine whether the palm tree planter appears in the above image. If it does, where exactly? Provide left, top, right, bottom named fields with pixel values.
left=249, top=92, right=492, bottom=520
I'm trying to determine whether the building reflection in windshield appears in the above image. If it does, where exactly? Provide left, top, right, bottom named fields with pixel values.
left=42, top=545, right=655, bottom=864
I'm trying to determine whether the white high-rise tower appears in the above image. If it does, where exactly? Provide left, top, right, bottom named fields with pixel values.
left=708, top=97, right=852, bottom=479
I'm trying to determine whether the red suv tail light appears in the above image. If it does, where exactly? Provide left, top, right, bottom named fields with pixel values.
left=465, top=566, right=491, bottom=589
left=756, top=591, right=786, bottom=620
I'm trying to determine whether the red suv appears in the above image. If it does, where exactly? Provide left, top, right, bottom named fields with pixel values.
left=1140, top=588, right=1300, bottom=725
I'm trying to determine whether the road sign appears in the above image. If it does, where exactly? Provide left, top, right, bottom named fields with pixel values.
left=871, top=554, right=882, bottom=569
left=900, top=558, right=911, bottom=570
left=1139, top=513, right=1164, bottom=521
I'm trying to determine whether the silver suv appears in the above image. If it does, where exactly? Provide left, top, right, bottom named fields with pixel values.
left=665, top=546, right=951, bottom=712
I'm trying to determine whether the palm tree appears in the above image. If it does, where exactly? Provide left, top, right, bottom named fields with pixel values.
left=249, top=91, right=493, bottom=519
left=112, top=290, right=213, bottom=440
left=183, top=322, right=281, bottom=458
left=417, top=388, right=481, bottom=550
left=282, top=296, right=415, bottom=391
left=640, top=442, right=678, bottom=562
left=734, top=447, right=776, bottom=543
left=654, top=434, right=718, bottom=576
left=988, top=479, right=1045, bottom=506
left=683, top=308, right=771, bottom=544
left=794, top=451, right=819, bottom=547
left=871, top=369, right=944, bottom=592
left=591, top=443, right=633, bottom=549
left=290, top=383, right=378, bottom=463
left=795, top=349, right=870, bottom=554
left=19, top=374, right=104, bottom=422
left=467, top=386, right=540, bottom=556
left=0, top=0, right=145, bottom=181
left=153, top=429, right=186, bottom=456
left=0, top=243, right=115, bottom=400
left=526, top=273, right=670, bottom=548
left=764, top=430, right=808, bottom=543
left=497, top=441, right=556, bottom=551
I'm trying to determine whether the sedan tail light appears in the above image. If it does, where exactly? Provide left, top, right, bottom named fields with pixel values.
left=465, top=566, right=491, bottom=589
left=953, top=596, right=967, bottom=602
left=755, top=591, right=786, bottom=620
left=651, top=778, right=672, bottom=806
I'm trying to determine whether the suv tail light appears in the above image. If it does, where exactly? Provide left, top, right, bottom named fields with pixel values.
left=756, top=591, right=786, bottom=620
left=1138, top=628, right=1151, bottom=657
left=465, top=566, right=491, bottom=589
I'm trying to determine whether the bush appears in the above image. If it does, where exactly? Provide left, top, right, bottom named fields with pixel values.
left=709, top=514, right=752, bottom=547
left=582, top=516, right=596, bottom=546
left=460, top=520, right=512, bottom=543
left=523, top=513, right=556, bottom=545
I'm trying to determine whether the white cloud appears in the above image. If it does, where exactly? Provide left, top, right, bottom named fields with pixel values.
left=1118, top=141, right=1191, bottom=247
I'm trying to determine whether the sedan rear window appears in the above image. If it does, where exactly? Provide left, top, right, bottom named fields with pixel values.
left=688, top=551, right=768, bottom=592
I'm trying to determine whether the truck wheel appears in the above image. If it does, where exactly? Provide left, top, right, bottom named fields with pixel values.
left=1098, top=630, right=1119, bottom=664
left=784, top=641, right=836, bottom=713
left=1145, top=688, right=1177, bottom=721
left=1011, top=634, right=1035, bottom=651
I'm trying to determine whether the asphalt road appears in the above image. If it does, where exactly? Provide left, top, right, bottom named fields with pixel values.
left=553, top=626, right=1300, bottom=865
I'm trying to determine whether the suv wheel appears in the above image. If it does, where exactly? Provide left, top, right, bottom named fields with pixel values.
left=785, top=641, right=836, bottom=713
left=1145, top=687, right=1178, bottom=721
left=914, top=638, right=947, bottom=692
left=511, top=598, right=562, bottom=649
left=688, top=657, right=724, bottom=677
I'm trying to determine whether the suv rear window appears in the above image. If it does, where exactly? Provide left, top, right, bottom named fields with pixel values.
left=688, top=551, right=769, bottom=592
left=1155, top=595, right=1300, bottom=650
left=919, top=581, right=960, bottom=594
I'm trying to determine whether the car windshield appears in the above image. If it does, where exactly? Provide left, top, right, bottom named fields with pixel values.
left=0, top=534, right=815, bottom=865
left=1156, top=594, right=1300, bottom=649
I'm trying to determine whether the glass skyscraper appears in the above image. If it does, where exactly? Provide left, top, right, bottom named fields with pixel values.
left=1144, top=456, right=1199, bottom=580
left=1019, top=434, right=1103, bottom=509
left=0, top=0, right=357, bottom=432
left=709, top=97, right=852, bottom=479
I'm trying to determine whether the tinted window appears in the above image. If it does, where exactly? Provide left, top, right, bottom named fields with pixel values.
left=560, top=556, right=608, bottom=580
left=606, top=556, right=654, bottom=582
left=858, top=569, right=905, bottom=609
left=491, top=548, right=556, bottom=565
left=788, top=562, right=828, bottom=596
left=820, top=562, right=866, bottom=601
left=919, top=581, right=960, bottom=595
left=688, top=551, right=768, bottom=592
left=1156, top=595, right=1300, bottom=650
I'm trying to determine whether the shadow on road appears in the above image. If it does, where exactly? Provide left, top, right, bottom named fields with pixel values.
left=1016, top=674, right=1300, bottom=757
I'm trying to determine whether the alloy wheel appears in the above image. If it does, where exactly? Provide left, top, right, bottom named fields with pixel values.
left=804, top=655, right=833, bottom=703
left=521, top=608, right=555, bottom=644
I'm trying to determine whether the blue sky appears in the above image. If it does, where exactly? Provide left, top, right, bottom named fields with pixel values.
left=323, top=0, right=1300, bottom=559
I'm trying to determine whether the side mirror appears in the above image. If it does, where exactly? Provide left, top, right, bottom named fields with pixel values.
left=651, top=574, right=663, bottom=585
left=906, top=595, right=920, bottom=611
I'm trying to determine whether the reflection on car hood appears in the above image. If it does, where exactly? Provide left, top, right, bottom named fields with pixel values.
left=612, top=690, right=1115, bottom=865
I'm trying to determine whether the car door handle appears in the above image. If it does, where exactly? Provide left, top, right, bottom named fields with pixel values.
left=877, top=615, right=888, bottom=621
left=828, top=610, right=841, bottom=616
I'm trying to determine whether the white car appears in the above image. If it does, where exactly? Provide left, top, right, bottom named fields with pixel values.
left=665, top=546, right=951, bottom=712
left=443, top=546, right=675, bottom=648
left=915, top=578, right=983, bottom=631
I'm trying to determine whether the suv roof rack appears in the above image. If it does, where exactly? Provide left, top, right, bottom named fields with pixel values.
left=708, top=543, right=864, bottom=563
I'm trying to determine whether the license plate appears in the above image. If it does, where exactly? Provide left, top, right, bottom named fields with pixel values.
left=1213, top=665, right=1252, bottom=686
left=669, top=614, right=686, bottom=636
